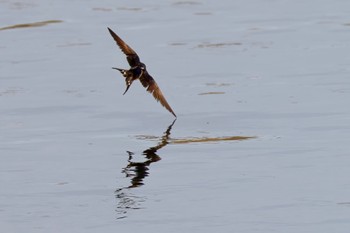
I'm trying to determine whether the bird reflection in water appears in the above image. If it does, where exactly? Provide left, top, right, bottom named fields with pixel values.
left=115, top=119, right=176, bottom=219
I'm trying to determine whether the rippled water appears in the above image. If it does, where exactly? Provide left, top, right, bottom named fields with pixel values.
left=1, top=0, right=350, bottom=232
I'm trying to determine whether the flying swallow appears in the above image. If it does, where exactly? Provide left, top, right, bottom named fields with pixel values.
left=107, top=27, right=176, bottom=118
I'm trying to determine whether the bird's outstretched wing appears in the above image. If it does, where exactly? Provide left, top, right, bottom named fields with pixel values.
left=107, top=27, right=140, bottom=67
left=139, top=73, right=176, bottom=117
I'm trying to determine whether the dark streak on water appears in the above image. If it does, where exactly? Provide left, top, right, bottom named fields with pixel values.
left=0, top=20, right=63, bottom=31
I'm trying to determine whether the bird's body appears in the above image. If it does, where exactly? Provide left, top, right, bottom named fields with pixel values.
left=107, top=27, right=176, bottom=118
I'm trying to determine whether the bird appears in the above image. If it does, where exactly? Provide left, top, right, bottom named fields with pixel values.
left=107, top=27, right=176, bottom=118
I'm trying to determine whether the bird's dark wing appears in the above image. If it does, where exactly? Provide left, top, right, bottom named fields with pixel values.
left=107, top=27, right=140, bottom=67
left=139, top=73, right=176, bottom=117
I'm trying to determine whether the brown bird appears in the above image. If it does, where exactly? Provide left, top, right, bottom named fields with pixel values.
left=107, top=27, right=176, bottom=118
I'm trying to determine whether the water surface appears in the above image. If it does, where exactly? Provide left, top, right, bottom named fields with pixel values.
left=1, top=0, right=350, bottom=232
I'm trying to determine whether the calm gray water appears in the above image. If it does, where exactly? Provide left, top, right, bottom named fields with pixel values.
left=1, top=0, right=350, bottom=232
